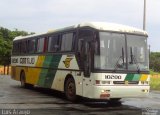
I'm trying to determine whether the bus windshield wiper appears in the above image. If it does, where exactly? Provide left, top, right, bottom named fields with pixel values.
left=113, top=56, right=123, bottom=72
left=113, top=48, right=125, bottom=72
left=133, top=55, right=141, bottom=73
left=130, top=47, right=141, bottom=73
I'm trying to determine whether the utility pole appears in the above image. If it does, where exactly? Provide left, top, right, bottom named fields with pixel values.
left=143, top=0, right=146, bottom=30
left=143, top=0, right=150, bottom=58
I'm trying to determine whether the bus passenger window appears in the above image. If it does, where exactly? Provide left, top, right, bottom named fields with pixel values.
left=28, top=39, right=36, bottom=53
left=61, top=33, right=73, bottom=51
left=18, top=42, right=22, bottom=54
left=48, top=35, right=59, bottom=52
left=37, top=38, right=45, bottom=53
left=12, top=42, right=18, bottom=55
left=21, top=41, right=27, bottom=54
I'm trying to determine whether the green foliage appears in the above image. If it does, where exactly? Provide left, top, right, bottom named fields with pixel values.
left=0, top=27, right=35, bottom=66
left=150, top=69, right=160, bottom=75
left=150, top=52, right=160, bottom=72
left=150, top=77, right=160, bottom=90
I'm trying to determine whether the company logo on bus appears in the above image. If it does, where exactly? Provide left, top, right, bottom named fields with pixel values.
left=63, top=58, right=73, bottom=68
left=105, top=75, right=122, bottom=79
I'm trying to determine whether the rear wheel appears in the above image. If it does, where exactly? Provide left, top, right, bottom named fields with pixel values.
left=20, top=71, right=33, bottom=88
left=65, top=78, right=77, bottom=101
left=20, top=71, right=26, bottom=87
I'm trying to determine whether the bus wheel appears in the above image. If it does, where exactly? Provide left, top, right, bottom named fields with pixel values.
left=109, top=98, right=121, bottom=104
left=65, top=78, right=76, bottom=101
left=20, top=71, right=26, bottom=88
left=20, top=71, right=33, bottom=89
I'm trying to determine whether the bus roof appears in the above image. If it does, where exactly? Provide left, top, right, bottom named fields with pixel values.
left=14, top=22, right=147, bottom=41
left=79, top=22, right=147, bottom=35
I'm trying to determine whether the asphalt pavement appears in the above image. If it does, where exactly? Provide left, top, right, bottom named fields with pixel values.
left=0, top=75, right=159, bottom=115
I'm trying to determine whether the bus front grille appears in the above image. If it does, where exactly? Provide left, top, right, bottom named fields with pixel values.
left=113, top=81, right=139, bottom=84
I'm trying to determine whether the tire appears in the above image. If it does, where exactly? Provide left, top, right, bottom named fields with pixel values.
left=20, top=71, right=33, bottom=89
left=109, top=98, right=121, bottom=104
left=110, top=98, right=121, bottom=101
left=20, top=71, right=26, bottom=88
left=65, top=78, right=77, bottom=101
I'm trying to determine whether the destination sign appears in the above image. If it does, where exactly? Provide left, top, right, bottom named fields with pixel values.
left=11, top=56, right=38, bottom=66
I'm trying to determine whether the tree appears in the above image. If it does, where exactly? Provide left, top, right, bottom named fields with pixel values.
left=150, top=52, right=160, bottom=72
left=0, top=27, right=35, bottom=74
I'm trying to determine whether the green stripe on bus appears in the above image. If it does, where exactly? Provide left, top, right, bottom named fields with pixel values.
left=132, top=74, right=140, bottom=81
left=38, top=54, right=62, bottom=88
left=44, top=69, right=57, bottom=88
left=125, top=74, right=141, bottom=81
left=38, top=69, right=48, bottom=86
left=43, top=55, right=62, bottom=68
left=125, top=74, right=134, bottom=81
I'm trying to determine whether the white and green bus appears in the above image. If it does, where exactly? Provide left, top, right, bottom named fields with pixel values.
left=11, top=22, right=150, bottom=101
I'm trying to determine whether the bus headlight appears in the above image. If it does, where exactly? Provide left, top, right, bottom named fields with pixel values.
left=141, top=81, right=145, bottom=85
left=140, top=81, right=149, bottom=85
left=142, top=89, right=149, bottom=93
left=95, top=80, right=111, bottom=85
left=102, top=81, right=111, bottom=84
left=144, top=81, right=149, bottom=85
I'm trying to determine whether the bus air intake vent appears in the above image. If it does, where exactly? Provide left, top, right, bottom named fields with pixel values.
left=113, top=81, right=139, bottom=84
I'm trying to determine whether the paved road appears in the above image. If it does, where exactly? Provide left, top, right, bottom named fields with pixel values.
left=0, top=75, right=159, bottom=115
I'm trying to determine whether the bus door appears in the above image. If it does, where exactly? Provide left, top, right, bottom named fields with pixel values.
left=78, top=29, right=93, bottom=97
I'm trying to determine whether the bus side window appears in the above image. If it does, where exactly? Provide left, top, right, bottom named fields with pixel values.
left=21, top=41, right=27, bottom=54
left=13, top=41, right=22, bottom=55
left=28, top=39, right=36, bottom=53
left=36, top=37, right=45, bottom=53
left=48, top=35, right=60, bottom=52
left=12, top=42, right=17, bottom=55
left=61, top=33, right=74, bottom=51
left=18, top=42, right=22, bottom=54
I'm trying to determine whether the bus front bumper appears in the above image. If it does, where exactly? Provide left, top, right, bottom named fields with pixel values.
left=88, top=85, right=150, bottom=99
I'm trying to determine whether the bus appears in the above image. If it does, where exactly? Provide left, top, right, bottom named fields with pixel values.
left=11, top=22, right=150, bottom=101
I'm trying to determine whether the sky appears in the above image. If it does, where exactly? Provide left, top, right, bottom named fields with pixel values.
left=0, top=0, right=159, bottom=51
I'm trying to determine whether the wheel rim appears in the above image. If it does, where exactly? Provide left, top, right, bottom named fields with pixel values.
left=68, top=82, right=75, bottom=97
left=66, top=79, right=76, bottom=100
left=21, top=78, right=25, bottom=86
left=21, top=73, right=25, bottom=87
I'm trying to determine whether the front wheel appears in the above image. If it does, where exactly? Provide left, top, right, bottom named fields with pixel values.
left=65, top=78, right=77, bottom=101
left=109, top=98, right=121, bottom=104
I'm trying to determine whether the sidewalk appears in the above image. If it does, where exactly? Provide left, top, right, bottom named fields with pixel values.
left=0, top=66, right=11, bottom=75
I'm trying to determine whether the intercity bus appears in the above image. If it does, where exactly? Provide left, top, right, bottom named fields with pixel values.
left=11, top=22, right=150, bottom=101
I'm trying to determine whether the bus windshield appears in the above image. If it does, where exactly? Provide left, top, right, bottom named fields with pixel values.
left=94, top=32, right=149, bottom=72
